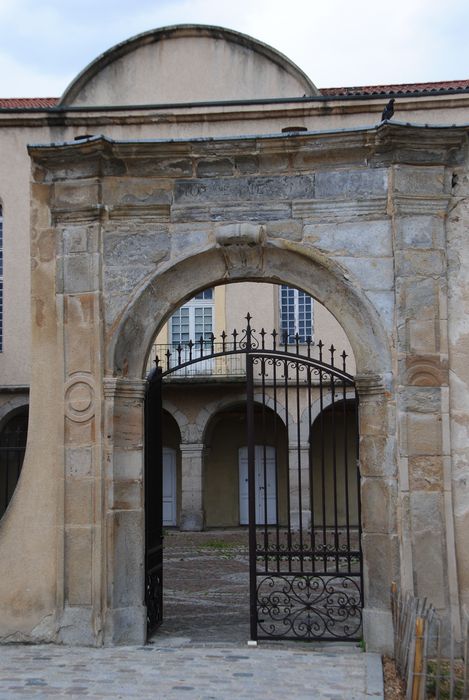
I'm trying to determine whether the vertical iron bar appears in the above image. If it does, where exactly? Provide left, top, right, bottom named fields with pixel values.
left=261, top=357, right=268, bottom=573
left=331, top=377, right=339, bottom=572
left=283, top=358, right=292, bottom=573
left=273, top=355, right=280, bottom=572
left=342, top=380, right=351, bottom=574
left=307, top=365, right=315, bottom=573
left=295, top=358, right=304, bottom=572
left=355, top=386, right=363, bottom=607
left=319, top=368, right=327, bottom=571
left=246, top=354, right=258, bottom=642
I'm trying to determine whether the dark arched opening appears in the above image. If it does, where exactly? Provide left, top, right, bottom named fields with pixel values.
left=0, top=407, right=29, bottom=519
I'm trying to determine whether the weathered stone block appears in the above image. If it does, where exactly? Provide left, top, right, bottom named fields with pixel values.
left=108, top=510, right=144, bottom=607
left=334, top=256, right=394, bottom=291
left=396, top=277, right=438, bottom=320
left=65, top=447, right=93, bottom=478
left=361, top=477, right=397, bottom=533
left=406, top=412, right=442, bottom=455
left=104, top=605, right=146, bottom=646
left=102, top=178, right=172, bottom=207
left=304, top=219, right=392, bottom=257
left=395, top=250, right=445, bottom=277
left=362, top=533, right=400, bottom=607
left=409, top=456, right=443, bottom=491
left=360, top=436, right=396, bottom=478
left=395, top=215, right=444, bottom=249
left=63, top=226, right=88, bottom=254
left=315, top=168, right=387, bottom=199
left=65, top=527, right=92, bottom=606
left=104, top=229, right=170, bottom=266
left=113, top=450, right=143, bottom=480
left=408, top=319, right=437, bottom=354
left=125, top=157, right=193, bottom=177
left=266, top=220, right=302, bottom=241
left=111, top=479, right=142, bottom=510
left=65, top=479, right=93, bottom=525
left=365, top=291, right=395, bottom=333
left=402, top=386, right=442, bottom=414
left=258, top=153, right=290, bottom=173
left=392, top=165, right=445, bottom=196
left=54, top=180, right=100, bottom=208
left=410, top=493, right=446, bottom=608
left=112, top=400, right=144, bottom=449
left=58, top=606, right=96, bottom=646
left=63, top=253, right=100, bottom=293
left=235, top=155, right=259, bottom=174
left=196, top=158, right=234, bottom=177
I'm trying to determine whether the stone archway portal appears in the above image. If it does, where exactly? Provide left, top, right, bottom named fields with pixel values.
left=145, top=315, right=362, bottom=642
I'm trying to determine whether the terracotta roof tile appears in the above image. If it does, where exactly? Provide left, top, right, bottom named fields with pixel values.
left=320, top=80, right=469, bottom=96
left=0, top=80, right=468, bottom=108
left=0, top=97, right=59, bottom=108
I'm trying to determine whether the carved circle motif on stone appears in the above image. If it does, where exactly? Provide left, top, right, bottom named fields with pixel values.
left=65, top=376, right=95, bottom=423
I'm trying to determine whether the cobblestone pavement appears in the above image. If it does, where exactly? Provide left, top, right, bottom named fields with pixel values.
left=0, top=532, right=384, bottom=698
left=0, top=643, right=383, bottom=699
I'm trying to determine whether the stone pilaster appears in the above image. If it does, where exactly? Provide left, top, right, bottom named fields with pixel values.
left=103, top=378, right=147, bottom=645
left=391, top=164, right=460, bottom=636
left=58, top=216, right=105, bottom=645
left=356, top=373, right=398, bottom=653
left=179, top=443, right=205, bottom=531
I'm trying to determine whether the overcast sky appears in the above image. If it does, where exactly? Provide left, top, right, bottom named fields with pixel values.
left=0, top=0, right=468, bottom=97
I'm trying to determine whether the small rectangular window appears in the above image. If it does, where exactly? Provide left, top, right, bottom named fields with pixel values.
left=279, top=285, right=313, bottom=343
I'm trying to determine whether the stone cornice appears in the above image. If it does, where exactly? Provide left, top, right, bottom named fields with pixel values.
left=28, top=123, right=468, bottom=180
left=390, top=194, right=450, bottom=216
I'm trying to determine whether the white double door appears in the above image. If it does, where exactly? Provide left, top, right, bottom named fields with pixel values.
left=239, top=445, right=277, bottom=525
left=163, top=447, right=177, bottom=526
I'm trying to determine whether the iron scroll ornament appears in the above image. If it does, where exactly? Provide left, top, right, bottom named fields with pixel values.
left=256, top=574, right=362, bottom=640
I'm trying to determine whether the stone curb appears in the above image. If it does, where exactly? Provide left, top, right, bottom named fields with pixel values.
left=365, top=652, right=384, bottom=698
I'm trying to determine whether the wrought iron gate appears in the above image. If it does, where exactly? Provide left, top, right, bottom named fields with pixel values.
left=145, top=314, right=362, bottom=641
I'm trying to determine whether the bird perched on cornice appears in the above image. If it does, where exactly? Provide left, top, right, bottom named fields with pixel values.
left=381, top=98, right=395, bottom=121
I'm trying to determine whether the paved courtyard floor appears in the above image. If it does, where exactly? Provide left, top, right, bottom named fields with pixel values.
left=0, top=531, right=384, bottom=699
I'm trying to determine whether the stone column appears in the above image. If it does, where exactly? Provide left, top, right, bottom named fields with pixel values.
left=391, top=165, right=460, bottom=637
left=179, top=443, right=205, bottom=531
left=103, top=378, right=147, bottom=645
left=288, top=443, right=311, bottom=531
left=356, top=374, right=398, bottom=653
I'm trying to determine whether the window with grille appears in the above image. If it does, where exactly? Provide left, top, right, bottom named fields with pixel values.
left=279, top=285, right=313, bottom=343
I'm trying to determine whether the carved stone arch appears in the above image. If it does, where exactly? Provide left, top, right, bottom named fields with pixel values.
left=110, top=243, right=391, bottom=382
